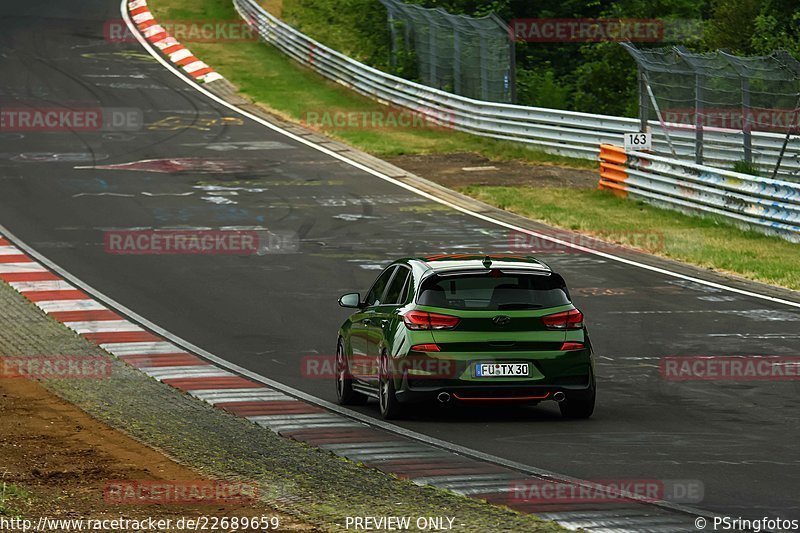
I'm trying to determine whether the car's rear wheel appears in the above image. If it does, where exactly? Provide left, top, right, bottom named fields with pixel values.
left=335, top=339, right=368, bottom=405
left=559, top=377, right=596, bottom=419
left=378, top=350, right=404, bottom=419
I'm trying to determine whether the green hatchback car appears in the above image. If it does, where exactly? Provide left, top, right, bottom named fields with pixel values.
left=335, top=255, right=596, bottom=420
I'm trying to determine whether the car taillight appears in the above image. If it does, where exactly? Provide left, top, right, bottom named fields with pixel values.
left=560, top=342, right=585, bottom=351
left=410, top=343, right=440, bottom=352
left=403, top=310, right=460, bottom=330
left=542, top=309, right=584, bottom=330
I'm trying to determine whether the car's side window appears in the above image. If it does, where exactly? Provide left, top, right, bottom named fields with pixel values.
left=382, top=267, right=411, bottom=306
left=364, top=266, right=397, bottom=307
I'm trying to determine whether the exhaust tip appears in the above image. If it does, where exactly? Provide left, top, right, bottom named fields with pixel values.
left=553, top=391, right=566, bottom=403
left=437, top=392, right=451, bottom=404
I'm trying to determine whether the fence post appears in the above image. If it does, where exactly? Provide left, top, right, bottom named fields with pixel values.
left=387, top=10, right=397, bottom=70
left=695, top=73, right=704, bottom=165
left=742, top=77, right=752, bottom=164
left=638, top=67, right=649, bottom=132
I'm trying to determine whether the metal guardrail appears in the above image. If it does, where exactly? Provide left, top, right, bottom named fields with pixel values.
left=599, top=144, right=800, bottom=242
left=233, top=0, right=800, bottom=181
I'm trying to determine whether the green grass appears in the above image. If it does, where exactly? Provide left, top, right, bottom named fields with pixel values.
left=0, top=482, right=30, bottom=516
left=462, top=186, right=800, bottom=290
left=732, top=159, right=763, bottom=176
left=146, top=0, right=594, bottom=168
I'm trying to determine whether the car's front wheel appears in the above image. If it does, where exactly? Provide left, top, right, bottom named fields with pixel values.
left=378, top=350, right=404, bottom=419
left=335, top=339, right=368, bottom=406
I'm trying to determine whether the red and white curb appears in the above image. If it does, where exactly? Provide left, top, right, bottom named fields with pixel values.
left=127, top=0, right=223, bottom=84
left=1, top=231, right=704, bottom=532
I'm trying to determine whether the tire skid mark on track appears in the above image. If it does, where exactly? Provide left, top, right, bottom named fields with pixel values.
left=0, top=230, right=707, bottom=531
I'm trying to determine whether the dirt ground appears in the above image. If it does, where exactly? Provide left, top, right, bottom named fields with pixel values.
left=0, top=377, right=311, bottom=531
left=386, top=153, right=598, bottom=189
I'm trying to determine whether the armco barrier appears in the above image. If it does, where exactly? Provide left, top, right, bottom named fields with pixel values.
left=599, top=144, right=800, bottom=242
left=232, top=0, right=800, bottom=181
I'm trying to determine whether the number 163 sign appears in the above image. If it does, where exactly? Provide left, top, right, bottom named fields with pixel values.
left=624, top=132, right=652, bottom=151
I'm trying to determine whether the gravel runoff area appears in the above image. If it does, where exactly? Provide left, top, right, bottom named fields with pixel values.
left=0, top=280, right=567, bottom=532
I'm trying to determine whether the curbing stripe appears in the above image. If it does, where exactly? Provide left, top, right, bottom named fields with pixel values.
left=0, top=272, right=62, bottom=282
left=100, top=341, right=182, bottom=355
left=34, top=299, right=106, bottom=313
left=11, top=280, right=75, bottom=292
left=50, top=310, right=122, bottom=322
left=127, top=0, right=222, bottom=84
left=65, top=320, right=143, bottom=334
left=84, top=330, right=163, bottom=344
left=0, top=254, right=29, bottom=263
left=0, top=263, right=47, bottom=273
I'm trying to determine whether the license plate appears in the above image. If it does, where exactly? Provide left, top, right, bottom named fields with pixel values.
left=475, top=362, right=529, bottom=377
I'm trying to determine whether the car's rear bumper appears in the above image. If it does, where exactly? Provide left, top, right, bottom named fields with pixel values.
left=395, top=373, right=594, bottom=405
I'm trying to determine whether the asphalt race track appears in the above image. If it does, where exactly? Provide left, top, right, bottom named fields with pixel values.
left=1, top=0, right=799, bottom=522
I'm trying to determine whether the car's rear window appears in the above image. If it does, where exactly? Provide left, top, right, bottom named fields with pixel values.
left=417, top=271, right=570, bottom=310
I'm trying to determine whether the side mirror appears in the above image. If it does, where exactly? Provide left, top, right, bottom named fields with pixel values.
left=338, top=292, right=363, bottom=309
